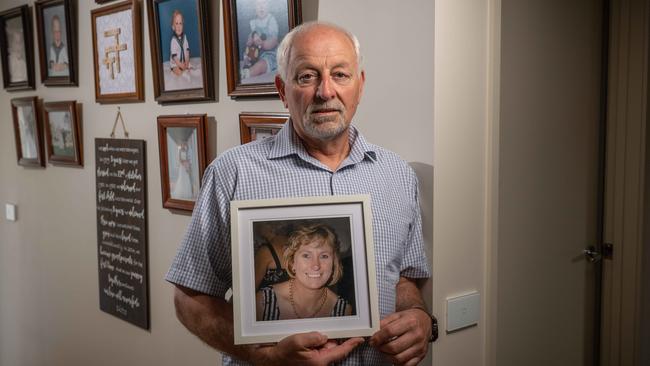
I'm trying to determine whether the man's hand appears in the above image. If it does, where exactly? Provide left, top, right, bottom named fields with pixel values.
left=369, top=308, right=431, bottom=366
left=252, top=332, right=364, bottom=366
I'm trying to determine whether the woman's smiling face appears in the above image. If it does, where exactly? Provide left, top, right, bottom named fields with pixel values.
left=291, top=239, right=334, bottom=289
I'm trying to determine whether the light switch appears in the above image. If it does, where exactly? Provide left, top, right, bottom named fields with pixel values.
left=5, top=203, right=16, bottom=221
left=446, top=291, right=480, bottom=333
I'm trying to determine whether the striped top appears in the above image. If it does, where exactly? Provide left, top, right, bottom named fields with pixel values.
left=259, top=286, right=348, bottom=320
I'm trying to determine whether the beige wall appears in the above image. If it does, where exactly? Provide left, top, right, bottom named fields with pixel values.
left=433, top=0, right=489, bottom=365
left=0, top=0, right=484, bottom=365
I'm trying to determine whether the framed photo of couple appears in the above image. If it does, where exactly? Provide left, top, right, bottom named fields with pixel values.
left=223, top=0, right=302, bottom=97
left=230, top=195, right=379, bottom=345
left=146, top=0, right=214, bottom=104
left=43, top=100, right=83, bottom=167
left=157, top=114, right=208, bottom=212
left=34, top=0, right=77, bottom=86
left=0, top=5, right=36, bottom=91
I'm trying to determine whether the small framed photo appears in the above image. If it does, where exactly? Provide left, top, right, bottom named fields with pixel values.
left=146, top=0, right=214, bottom=104
left=0, top=5, right=35, bottom=91
left=91, top=0, right=144, bottom=103
left=35, top=0, right=77, bottom=86
left=239, top=112, right=287, bottom=144
left=11, top=96, right=45, bottom=167
left=157, top=114, right=207, bottom=211
left=43, top=100, right=82, bottom=166
left=230, top=195, right=379, bottom=345
left=223, top=0, right=301, bottom=98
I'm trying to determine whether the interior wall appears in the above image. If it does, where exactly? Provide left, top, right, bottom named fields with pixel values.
left=0, top=1, right=439, bottom=366
left=433, top=0, right=488, bottom=365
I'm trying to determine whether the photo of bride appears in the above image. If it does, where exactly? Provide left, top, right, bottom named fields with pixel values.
left=157, top=114, right=207, bottom=211
left=166, top=127, right=200, bottom=201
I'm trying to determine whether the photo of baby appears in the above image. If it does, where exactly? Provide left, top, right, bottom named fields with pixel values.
left=155, top=0, right=204, bottom=92
left=235, top=0, right=290, bottom=85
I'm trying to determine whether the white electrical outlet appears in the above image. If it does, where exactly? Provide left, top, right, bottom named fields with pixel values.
left=5, top=203, right=16, bottom=221
left=446, top=291, right=480, bottom=332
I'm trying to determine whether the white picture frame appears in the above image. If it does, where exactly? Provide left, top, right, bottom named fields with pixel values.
left=230, top=195, right=379, bottom=345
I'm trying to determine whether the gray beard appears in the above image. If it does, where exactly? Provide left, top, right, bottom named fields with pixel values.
left=301, top=101, right=349, bottom=141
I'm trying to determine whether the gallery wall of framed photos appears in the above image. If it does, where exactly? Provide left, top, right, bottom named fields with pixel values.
left=0, top=0, right=435, bottom=365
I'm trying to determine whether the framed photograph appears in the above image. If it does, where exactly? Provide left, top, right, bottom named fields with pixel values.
left=91, top=0, right=144, bottom=103
left=239, top=112, right=287, bottom=144
left=230, top=195, right=379, bottom=345
left=146, top=0, right=214, bottom=104
left=35, top=0, right=77, bottom=86
left=223, top=0, right=301, bottom=98
left=0, top=5, right=35, bottom=91
left=43, top=100, right=82, bottom=166
left=157, top=114, right=207, bottom=211
left=11, top=96, right=45, bottom=167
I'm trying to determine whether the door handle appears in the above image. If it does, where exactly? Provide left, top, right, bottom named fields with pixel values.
left=583, top=246, right=602, bottom=263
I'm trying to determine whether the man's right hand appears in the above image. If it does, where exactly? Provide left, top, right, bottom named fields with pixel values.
left=251, top=332, right=364, bottom=366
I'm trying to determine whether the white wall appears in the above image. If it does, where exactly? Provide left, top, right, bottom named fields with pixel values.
left=0, top=0, right=450, bottom=365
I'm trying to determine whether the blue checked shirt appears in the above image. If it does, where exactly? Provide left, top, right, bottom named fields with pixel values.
left=166, top=121, right=431, bottom=365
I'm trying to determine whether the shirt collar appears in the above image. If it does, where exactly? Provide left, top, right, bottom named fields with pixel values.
left=268, top=119, right=377, bottom=170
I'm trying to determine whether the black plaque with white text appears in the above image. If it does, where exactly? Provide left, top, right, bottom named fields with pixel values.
left=95, top=138, right=148, bottom=329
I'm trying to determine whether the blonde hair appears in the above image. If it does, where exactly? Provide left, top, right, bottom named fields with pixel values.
left=283, top=223, right=343, bottom=286
left=171, top=10, right=183, bottom=27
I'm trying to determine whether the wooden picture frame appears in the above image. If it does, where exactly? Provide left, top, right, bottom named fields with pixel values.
left=230, top=195, right=379, bottom=344
left=11, top=96, right=45, bottom=167
left=223, top=0, right=301, bottom=98
left=0, top=5, right=35, bottom=91
left=43, top=100, right=83, bottom=166
left=35, top=0, right=77, bottom=86
left=239, top=111, right=287, bottom=144
left=146, top=0, right=214, bottom=104
left=91, top=0, right=144, bottom=103
left=157, top=114, right=207, bottom=211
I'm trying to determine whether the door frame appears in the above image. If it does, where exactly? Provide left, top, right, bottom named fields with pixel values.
left=485, top=0, right=648, bottom=364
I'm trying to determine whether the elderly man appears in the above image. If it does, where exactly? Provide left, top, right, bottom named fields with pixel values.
left=166, top=21, right=433, bottom=366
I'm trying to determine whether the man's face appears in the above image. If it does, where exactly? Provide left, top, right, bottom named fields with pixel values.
left=276, top=26, right=365, bottom=143
left=52, top=18, right=61, bottom=44
left=172, top=14, right=184, bottom=36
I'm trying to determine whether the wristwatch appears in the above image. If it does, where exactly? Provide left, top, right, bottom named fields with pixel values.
left=411, top=305, right=439, bottom=343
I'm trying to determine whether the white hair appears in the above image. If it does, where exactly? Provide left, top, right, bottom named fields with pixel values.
left=276, top=21, right=363, bottom=82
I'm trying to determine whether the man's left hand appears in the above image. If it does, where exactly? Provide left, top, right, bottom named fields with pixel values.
left=368, top=308, right=431, bottom=366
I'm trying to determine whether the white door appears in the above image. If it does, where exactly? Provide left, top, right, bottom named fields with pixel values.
left=496, top=0, right=604, bottom=364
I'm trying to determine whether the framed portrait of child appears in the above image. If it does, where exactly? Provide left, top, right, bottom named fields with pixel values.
left=0, top=5, right=36, bottom=91
left=35, top=0, right=77, bottom=86
left=223, top=0, right=302, bottom=98
left=146, top=0, right=214, bottom=104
